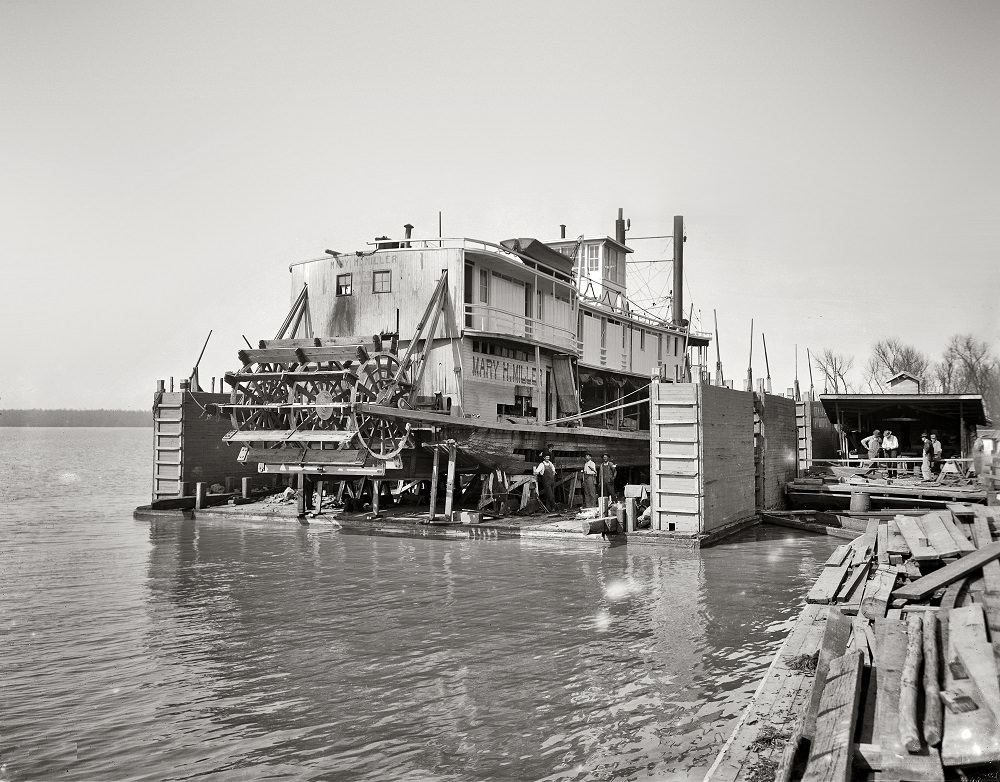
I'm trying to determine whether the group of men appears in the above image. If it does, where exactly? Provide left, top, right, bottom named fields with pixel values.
left=859, top=428, right=944, bottom=480
left=533, top=451, right=617, bottom=511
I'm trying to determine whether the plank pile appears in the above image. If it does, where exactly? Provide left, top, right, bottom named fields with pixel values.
left=774, top=503, right=1000, bottom=781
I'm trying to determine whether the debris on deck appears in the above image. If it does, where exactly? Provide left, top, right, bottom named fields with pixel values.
left=707, top=502, right=1000, bottom=782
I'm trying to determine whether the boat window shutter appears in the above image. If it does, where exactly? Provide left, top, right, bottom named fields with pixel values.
left=552, top=355, right=579, bottom=415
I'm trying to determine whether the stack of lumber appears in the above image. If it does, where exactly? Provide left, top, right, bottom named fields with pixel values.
left=708, top=503, right=1000, bottom=782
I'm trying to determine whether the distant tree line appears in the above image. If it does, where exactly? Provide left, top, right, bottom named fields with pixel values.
left=812, top=333, right=1000, bottom=419
left=0, top=409, right=153, bottom=427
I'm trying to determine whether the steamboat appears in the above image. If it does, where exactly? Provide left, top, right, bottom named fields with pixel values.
left=214, top=210, right=711, bottom=505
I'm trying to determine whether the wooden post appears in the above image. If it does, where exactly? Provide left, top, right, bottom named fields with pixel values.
left=241, top=476, right=252, bottom=499
left=315, top=480, right=324, bottom=514
left=898, top=613, right=923, bottom=751
left=195, top=481, right=208, bottom=510
left=625, top=498, right=636, bottom=533
left=372, top=479, right=380, bottom=515
left=443, top=439, right=457, bottom=521
left=922, top=612, right=943, bottom=746
left=429, top=442, right=441, bottom=520
left=297, top=473, right=307, bottom=516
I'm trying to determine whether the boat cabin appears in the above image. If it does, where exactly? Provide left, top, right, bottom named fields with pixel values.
left=289, top=219, right=710, bottom=436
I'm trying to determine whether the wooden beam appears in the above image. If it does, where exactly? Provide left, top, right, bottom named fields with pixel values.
left=803, top=608, right=853, bottom=739
left=873, top=616, right=945, bottom=781
left=861, top=566, right=898, bottom=621
left=808, top=563, right=850, bottom=605
left=801, top=650, right=864, bottom=782
left=941, top=605, right=1000, bottom=766
left=223, top=430, right=355, bottom=444
left=892, top=541, right=1000, bottom=601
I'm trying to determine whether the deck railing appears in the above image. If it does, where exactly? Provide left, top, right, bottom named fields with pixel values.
left=464, top=304, right=577, bottom=352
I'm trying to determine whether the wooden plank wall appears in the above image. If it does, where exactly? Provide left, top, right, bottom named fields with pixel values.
left=152, top=392, right=254, bottom=500
left=757, top=393, right=797, bottom=510
left=702, top=384, right=756, bottom=533
left=291, top=248, right=464, bottom=341
left=649, top=382, right=756, bottom=534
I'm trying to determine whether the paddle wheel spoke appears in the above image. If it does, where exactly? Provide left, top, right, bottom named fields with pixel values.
left=349, top=351, right=413, bottom=460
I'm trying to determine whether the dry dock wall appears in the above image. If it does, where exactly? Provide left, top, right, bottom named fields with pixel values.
left=153, top=391, right=254, bottom=500
left=650, top=383, right=799, bottom=535
left=756, top=393, right=798, bottom=511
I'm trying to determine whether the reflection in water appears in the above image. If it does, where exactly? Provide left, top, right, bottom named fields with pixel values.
left=136, top=522, right=831, bottom=781
left=0, top=429, right=839, bottom=782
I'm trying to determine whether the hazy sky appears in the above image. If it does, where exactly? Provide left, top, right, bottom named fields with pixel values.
left=2, top=0, right=998, bottom=409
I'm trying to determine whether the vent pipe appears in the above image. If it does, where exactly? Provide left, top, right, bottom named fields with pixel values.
left=403, top=223, right=413, bottom=248
left=560, top=224, right=566, bottom=239
left=673, top=215, right=684, bottom=326
left=615, top=208, right=627, bottom=245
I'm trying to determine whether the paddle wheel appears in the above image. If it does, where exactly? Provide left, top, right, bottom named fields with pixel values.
left=350, top=352, right=413, bottom=459
left=219, top=271, right=452, bottom=476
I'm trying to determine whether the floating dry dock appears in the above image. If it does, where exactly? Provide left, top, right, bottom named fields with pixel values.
left=707, top=503, right=1000, bottom=782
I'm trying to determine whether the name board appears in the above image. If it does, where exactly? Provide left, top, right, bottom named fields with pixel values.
left=471, top=354, right=538, bottom=386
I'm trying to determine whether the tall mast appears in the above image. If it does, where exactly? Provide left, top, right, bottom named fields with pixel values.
left=762, top=332, right=772, bottom=394
left=794, top=344, right=801, bottom=401
left=672, top=216, right=684, bottom=326
left=713, top=309, right=724, bottom=387
left=746, top=319, right=754, bottom=392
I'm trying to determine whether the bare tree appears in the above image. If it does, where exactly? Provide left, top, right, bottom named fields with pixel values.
left=938, top=334, right=1000, bottom=417
left=864, top=338, right=931, bottom=391
left=814, top=348, right=855, bottom=393
left=933, top=349, right=958, bottom=393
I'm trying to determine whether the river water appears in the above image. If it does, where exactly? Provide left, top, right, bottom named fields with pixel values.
left=0, top=427, right=840, bottom=781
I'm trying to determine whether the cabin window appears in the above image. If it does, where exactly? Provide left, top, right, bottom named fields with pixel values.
left=373, top=270, right=391, bottom=294
left=600, top=318, right=607, bottom=348
left=336, top=273, right=352, bottom=296
left=640, top=330, right=645, bottom=351
left=479, top=270, right=489, bottom=303
left=587, top=244, right=599, bottom=273
left=674, top=337, right=679, bottom=356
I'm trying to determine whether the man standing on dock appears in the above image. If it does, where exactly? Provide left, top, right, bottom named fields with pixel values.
left=582, top=452, right=597, bottom=508
left=930, top=433, right=943, bottom=475
left=921, top=433, right=934, bottom=480
left=599, top=453, right=617, bottom=501
left=882, top=429, right=899, bottom=477
left=534, top=453, right=557, bottom=511
left=860, top=429, right=882, bottom=468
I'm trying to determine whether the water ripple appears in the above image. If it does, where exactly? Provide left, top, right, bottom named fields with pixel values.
left=0, top=428, right=840, bottom=781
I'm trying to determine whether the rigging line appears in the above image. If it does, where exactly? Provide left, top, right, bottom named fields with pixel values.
left=544, top=383, right=649, bottom=426
left=544, top=395, right=650, bottom=427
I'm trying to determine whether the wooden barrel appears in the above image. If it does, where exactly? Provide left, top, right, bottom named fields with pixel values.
left=849, top=491, right=871, bottom=512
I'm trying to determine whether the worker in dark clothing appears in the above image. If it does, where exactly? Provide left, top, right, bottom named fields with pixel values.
left=534, top=453, right=557, bottom=510
left=599, top=453, right=617, bottom=500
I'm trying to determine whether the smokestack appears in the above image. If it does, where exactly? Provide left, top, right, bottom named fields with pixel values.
left=615, top=208, right=626, bottom=245
left=560, top=224, right=566, bottom=239
left=403, top=223, right=413, bottom=248
left=673, top=215, right=684, bottom=326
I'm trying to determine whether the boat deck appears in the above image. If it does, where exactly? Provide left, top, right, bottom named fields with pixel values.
left=133, top=495, right=709, bottom=547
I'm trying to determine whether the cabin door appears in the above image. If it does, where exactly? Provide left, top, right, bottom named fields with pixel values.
left=546, top=369, right=554, bottom=422
left=463, top=262, right=473, bottom=328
